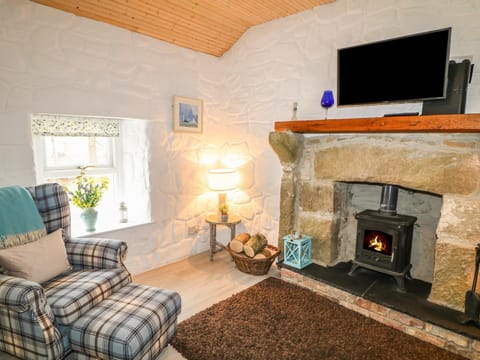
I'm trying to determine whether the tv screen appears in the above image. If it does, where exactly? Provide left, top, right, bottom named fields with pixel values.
left=337, top=28, right=451, bottom=106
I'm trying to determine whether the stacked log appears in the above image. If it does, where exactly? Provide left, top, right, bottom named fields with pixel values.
left=229, top=232, right=273, bottom=259
left=254, top=248, right=272, bottom=259
left=230, top=233, right=250, bottom=253
left=243, top=233, right=267, bottom=258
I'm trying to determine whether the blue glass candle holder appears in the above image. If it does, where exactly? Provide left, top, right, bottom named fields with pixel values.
left=321, top=90, right=334, bottom=119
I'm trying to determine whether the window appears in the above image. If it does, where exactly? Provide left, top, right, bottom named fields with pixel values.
left=38, top=135, right=116, bottom=178
left=45, top=136, right=114, bottom=169
left=34, top=135, right=119, bottom=231
left=32, top=113, right=150, bottom=235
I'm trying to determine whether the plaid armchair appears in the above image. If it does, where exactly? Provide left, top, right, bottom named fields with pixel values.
left=0, top=183, right=132, bottom=359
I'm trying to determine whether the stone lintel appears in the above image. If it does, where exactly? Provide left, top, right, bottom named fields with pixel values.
left=313, top=143, right=480, bottom=196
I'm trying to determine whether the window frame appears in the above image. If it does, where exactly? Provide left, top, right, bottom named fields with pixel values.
left=33, top=135, right=121, bottom=187
left=33, top=135, right=125, bottom=228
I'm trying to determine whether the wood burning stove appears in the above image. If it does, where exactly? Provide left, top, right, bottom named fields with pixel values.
left=349, top=185, right=417, bottom=291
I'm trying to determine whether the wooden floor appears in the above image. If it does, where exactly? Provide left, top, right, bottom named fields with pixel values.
left=0, top=250, right=279, bottom=360
left=136, top=250, right=280, bottom=359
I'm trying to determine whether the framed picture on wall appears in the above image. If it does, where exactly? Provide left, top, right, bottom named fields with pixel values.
left=173, top=96, right=204, bottom=133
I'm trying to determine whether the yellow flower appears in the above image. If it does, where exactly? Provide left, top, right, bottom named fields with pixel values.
left=65, top=171, right=109, bottom=209
left=218, top=203, right=229, bottom=215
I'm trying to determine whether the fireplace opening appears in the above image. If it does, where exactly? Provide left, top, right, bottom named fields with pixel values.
left=349, top=184, right=417, bottom=292
left=334, top=182, right=442, bottom=285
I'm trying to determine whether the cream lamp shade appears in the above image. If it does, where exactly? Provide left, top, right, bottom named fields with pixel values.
left=207, top=169, right=238, bottom=211
left=207, top=169, right=238, bottom=191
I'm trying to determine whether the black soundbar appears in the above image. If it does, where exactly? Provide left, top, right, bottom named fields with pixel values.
left=383, top=112, right=420, bottom=117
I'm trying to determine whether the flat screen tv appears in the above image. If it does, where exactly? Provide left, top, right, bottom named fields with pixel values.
left=337, top=28, right=451, bottom=106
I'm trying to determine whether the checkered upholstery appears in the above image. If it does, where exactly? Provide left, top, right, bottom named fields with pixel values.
left=0, top=274, right=65, bottom=359
left=27, top=183, right=71, bottom=240
left=44, top=268, right=132, bottom=325
left=70, top=284, right=181, bottom=360
left=1, top=183, right=181, bottom=359
left=66, top=237, right=129, bottom=271
left=0, top=183, right=139, bottom=360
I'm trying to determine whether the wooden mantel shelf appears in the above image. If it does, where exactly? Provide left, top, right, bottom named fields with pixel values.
left=274, top=114, right=480, bottom=133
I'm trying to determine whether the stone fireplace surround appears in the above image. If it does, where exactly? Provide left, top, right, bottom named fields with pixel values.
left=269, top=128, right=480, bottom=358
left=270, top=130, right=480, bottom=312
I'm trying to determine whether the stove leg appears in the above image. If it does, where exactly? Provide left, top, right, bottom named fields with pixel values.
left=406, top=270, right=413, bottom=280
left=394, top=274, right=407, bottom=292
left=348, top=262, right=360, bottom=276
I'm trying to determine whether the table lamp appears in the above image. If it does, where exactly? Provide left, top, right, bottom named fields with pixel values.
left=207, top=168, right=238, bottom=213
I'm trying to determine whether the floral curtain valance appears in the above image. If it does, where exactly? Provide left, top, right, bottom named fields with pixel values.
left=31, top=114, right=120, bottom=137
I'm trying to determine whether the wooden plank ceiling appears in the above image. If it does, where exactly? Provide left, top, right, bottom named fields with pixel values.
left=31, top=0, right=335, bottom=57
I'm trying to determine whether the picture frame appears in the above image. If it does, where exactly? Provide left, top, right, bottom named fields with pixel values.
left=173, top=96, right=204, bottom=133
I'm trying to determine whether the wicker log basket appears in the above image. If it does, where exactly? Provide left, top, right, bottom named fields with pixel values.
left=227, top=244, right=280, bottom=275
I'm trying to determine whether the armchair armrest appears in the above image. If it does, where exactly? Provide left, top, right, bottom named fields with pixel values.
left=0, top=274, right=62, bottom=358
left=0, top=273, right=47, bottom=312
left=65, top=237, right=129, bottom=270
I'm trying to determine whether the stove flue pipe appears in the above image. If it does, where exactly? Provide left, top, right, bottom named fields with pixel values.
left=379, top=184, right=399, bottom=215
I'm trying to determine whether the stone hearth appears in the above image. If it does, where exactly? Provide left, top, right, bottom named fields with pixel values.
left=270, top=131, right=480, bottom=312
left=279, top=264, right=480, bottom=359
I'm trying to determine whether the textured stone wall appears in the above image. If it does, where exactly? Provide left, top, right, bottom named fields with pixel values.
left=271, top=131, right=480, bottom=311
left=0, top=0, right=281, bottom=275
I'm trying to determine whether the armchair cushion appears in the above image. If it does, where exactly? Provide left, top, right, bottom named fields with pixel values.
left=66, top=237, right=129, bottom=270
left=0, top=229, right=71, bottom=283
left=43, top=267, right=131, bottom=325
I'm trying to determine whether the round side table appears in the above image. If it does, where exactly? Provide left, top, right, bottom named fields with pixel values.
left=205, top=214, right=241, bottom=261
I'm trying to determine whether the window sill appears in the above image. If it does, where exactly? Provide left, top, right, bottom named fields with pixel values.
left=72, top=220, right=153, bottom=238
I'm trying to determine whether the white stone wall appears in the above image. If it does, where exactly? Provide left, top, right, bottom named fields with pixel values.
left=222, top=0, right=480, bottom=123
left=1, top=0, right=479, bottom=275
left=0, top=0, right=223, bottom=275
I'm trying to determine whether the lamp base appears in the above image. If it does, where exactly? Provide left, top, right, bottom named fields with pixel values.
left=218, top=192, right=227, bottom=206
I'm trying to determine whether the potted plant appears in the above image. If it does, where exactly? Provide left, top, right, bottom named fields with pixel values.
left=66, top=170, right=109, bottom=232
left=219, top=203, right=229, bottom=222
